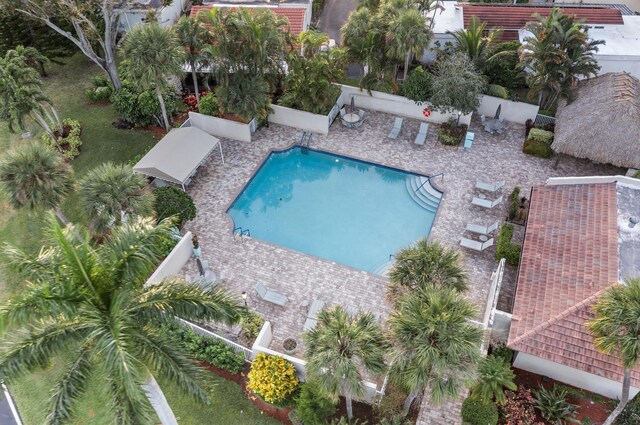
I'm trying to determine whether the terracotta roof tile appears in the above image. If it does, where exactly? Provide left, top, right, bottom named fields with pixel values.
left=190, top=5, right=306, bottom=35
left=506, top=183, right=640, bottom=387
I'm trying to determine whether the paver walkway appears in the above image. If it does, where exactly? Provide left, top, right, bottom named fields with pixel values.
left=182, top=110, right=621, bottom=423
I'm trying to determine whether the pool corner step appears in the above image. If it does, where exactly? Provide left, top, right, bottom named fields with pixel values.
left=405, top=176, right=441, bottom=212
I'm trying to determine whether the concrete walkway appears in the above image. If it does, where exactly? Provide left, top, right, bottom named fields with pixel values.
left=316, top=0, right=358, bottom=42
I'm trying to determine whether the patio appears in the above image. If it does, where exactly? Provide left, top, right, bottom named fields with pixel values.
left=181, top=109, right=621, bottom=422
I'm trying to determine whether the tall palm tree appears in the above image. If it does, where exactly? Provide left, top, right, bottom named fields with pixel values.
left=0, top=142, right=74, bottom=224
left=0, top=214, right=245, bottom=425
left=304, top=306, right=388, bottom=419
left=448, top=17, right=503, bottom=72
left=588, top=277, right=640, bottom=425
left=388, top=287, right=483, bottom=416
left=120, top=23, right=185, bottom=131
left=299, top=30, right=330, bottom=59
left=388, top=8, right=431, bottom=80
left=78, top=163, right=154, bottom=234
left=174, top=16, right=208, bottom=105
left=388, top=239, right=468, bottom=302
left=341, top=8, right=384, bottom=75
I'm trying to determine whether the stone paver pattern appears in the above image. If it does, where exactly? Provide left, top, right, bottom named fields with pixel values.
left=182, top=110, right=621, bottom=424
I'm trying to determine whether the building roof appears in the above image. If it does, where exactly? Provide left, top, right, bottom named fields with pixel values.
left=508, top=182, right=640, bottom=388
left=460, top=4, right=624, bottom=41
left=190, top=4, right=307, bottom=35
left=132, top=127, right=220, bottom=186
left=552, top=73, right=640, bottom=169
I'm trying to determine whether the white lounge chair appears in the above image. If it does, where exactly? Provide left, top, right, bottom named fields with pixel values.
left=463, top=132, right=474, bottom=149
left=465, top=221, right=499, bottom=236
left=472, top=195, right=503, bottom=209
left=388, top=117, right=404, bottom=139
left=255, top=282, right=288, bottom=306
left=414, top=122, right=429, bottom=145
left=303, top=299, right=326, bottom=331
left=475, top=180, right=505, bottom=193
left=460, top=237, right=494, bottom=251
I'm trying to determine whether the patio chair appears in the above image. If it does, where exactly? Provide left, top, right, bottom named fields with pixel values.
left=387, top=117, right=404, bottom=139
left=465, top=221, right=499, bottom=236
left=463, top=131, right=474, bottom=149
left=414, top=122, right=429, bottom=146
left=303, top=299, right=325, bottom=331
left=340, top=108, right=346, bottom=118
left=471, top=195, right=503, bottom=209
left=254, top=282, right=288, bottom=306
left=358, top=109, right=365, bottom=120
left=475, top=180, right=505, bottom=193
left=460, top=237, right=494, bottom=251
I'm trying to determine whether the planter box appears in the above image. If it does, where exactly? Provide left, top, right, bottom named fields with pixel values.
left=188, top=111, right=256, bottom=142
left=269, top=92, right=344, bottom=135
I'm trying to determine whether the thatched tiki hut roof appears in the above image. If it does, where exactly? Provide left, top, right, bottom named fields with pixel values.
left=552, top=72, right=640, bottom=169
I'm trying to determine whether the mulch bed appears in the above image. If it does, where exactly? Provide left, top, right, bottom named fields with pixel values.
left=135, top=124, right=167, bottom=140
left=514, top=368, right=613, bottom=424
left=328, top=395, right=420, bottom=424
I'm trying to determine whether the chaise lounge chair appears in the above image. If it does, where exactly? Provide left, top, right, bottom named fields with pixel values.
left=414, top=122, right=429, bottom=145
left=387, top=117, right=404, bottom=139
left=475, top=180, right=505, bottom=192
left=255, top=282, right=288, bottom=306
left=460, top=237, right=494, bottom=251
left=303, top=299, right=326, bottom=331
left=465, top=221, right=500, bottom=236
left=471, top=195, right=503, bottom=209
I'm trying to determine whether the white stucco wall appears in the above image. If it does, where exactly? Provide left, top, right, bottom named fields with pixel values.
left=595, top=55, right=640, bottom=80
left=121, top=0, right=187, bottom=31
left=269, top=104, right=333, bottom=135
left=189, top=111, right=254, bottom=142
left=513, top=352, right=640, bottom=400
left=146, top=231, right=193, bottom=285
left=477, top=95, right=539, bottom=124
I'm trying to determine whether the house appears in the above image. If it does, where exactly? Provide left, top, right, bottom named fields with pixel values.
left=190, top=0, right=312, bottom=36
left=552, top=72, right=640, bottom=170
left=499, top=177, right=640, bottom=399
left=430, top=3, right=640, bottom=78
left=121, top=0, right=189, bottom=31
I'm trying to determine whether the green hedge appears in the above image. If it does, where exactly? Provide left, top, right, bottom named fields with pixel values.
left=159, top=321, right=245, bottom=374
left=153, top=186, right=197, bottom=225
left=198, top=92, right=220, bottom=116
left=507, top=186, right=520, bottom=221
left=461, top=397, right=498, bottom=425
left=528, top=128, right=553, bottom=144
left=523, top=139, right=552, bottom=158
left=496, top=223, right=521, bottom=266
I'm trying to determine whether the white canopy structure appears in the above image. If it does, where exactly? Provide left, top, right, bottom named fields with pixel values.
left=133, top=127, right=223, bottom=190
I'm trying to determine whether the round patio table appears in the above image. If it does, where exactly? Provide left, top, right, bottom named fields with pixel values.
left=343, top=113, right=360, bottom=124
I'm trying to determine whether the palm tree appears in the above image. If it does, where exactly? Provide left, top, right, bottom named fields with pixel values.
left=174, top=16, right=208, bottom=105
left=341, top=8, right=384, bottom=75
left=78, top=162, right=154, bottom=234
left=388, top=287, right=483, bottom=416
left=387, top=239, right=468, bottom=302
left=5, top=45, right=50, bottom=76
left=471, top=355, right=517, bottom=405
left=588, top=277, right=640, bottom=425
left=0, top=50, right=63, bottom=149
left=215, top=72, right=272, bottom=122
left=0, top=214, right=245, bottom=424
left=304, top=306, right=388, bottom=419
left=120, top=23, right=185, bottom=131
left=448, top=17, right=503, bottom=72
left=0, top=142, right=74, bottom=224
left=388, top=8, right=431, bottom=80
left=299, top=30, right=330, bottom=59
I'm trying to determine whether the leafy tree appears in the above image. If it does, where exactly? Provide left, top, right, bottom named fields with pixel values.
left=0, top=142, right=74, bottom=224
left=429, top=52, right=485, bottom=124
left=388, top=287, right=483, bottom=415
left=588, top=277, right=640, bottom=425
left=295, top=380, right=337, bottom=424
left=120, top=22, right=185, bottom=131
left=304, top=306, right=388, bottom=419
left=2, top=0, right=134, bottom=89
left=78, top=163, right=155, bottom=234
left=388, top=239, right=468, bottom=302
left=520, top=9, right=603, bottom=110
left=388, top=8, right=431, bottom=80
left=471, top=354, right=517, bottom=404
left=174, top=16, right=209, bottom=105
left=0, top=214, right=244, bottom=424
left=153, top=186, right=196, bottom=225
left=402, top=66, right=432, bottom=104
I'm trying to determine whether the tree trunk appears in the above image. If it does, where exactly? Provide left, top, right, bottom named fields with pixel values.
left=31, top=110, right=62, bottom=152
left=192, top=67, right=200, bottom=105
left=404, top=50, right=411, bottom=81
left=155, top=85, right=171, bottom=131
left=345, top=395, right=353, bottom=419
left=54, top=209, right=70, bottom=226
left=104, top=59, right=122, bottom=90
left=602, top=369, right=631, bottom=425
left=142, top=376, right=178, bottom=425
left=402, top=390, right=420, bottom=417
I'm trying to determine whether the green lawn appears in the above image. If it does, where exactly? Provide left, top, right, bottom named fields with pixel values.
left=1, top=55, right=278, bottom=425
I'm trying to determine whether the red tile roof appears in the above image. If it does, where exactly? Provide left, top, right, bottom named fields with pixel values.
left=507, top=183, right=640, bottom=387
left=461, top=4, right=624, bottom=41
left=190, top=4, right=306, bottom=35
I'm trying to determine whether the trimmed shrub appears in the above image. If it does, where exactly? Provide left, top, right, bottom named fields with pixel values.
left=294, top=380, right=337, bottom=425
left=507, top=186, right=521, bottom=221
left=491, top=343, right=514, bottom=364
left=92, top=75, right=111, bottom=87
left=496, top=223, right=521, bottom=267
left=523, top=139, right=552, bottom=158
left=461, top=397, right=498, bottom=425
left=247, top=353, right=299, bottom=404
left=499, top=389, right=544, bottom=425
left=198, top=92, right=221, bottom=116
left=42, top=118, right=82, bottom=160
left=240, top=312, right=264, bottom=340
left=633, top=170, right=640, bottom=179
left=159, top=320, right=245, bottom=374
left=528, top=128, right=553, bottom=144
left=533, top=386, right=578, bottom=425
left=153, top=186, right=196, bottom=225
left=402, top=66, right=433, bottom=104
left=111, top=84, right=176, bottom=127
left=439, top=129, right=460, bottom=146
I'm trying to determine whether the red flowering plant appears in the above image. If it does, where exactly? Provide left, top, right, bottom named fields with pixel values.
left=499, top=388, right=545, bottom=425
left=182, top=91, right=209, bottom=111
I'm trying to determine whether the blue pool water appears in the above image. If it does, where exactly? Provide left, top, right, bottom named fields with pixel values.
left=227, top=147, right=440, bottom=273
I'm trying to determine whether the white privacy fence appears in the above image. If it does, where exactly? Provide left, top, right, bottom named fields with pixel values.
left=146, top=231, right=193, bottom=285
left=268, top=92, right=345, bottom=135
left=188, top=111, right=256, bottom=142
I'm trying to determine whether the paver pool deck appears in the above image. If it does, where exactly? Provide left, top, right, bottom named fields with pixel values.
left=182, top=110, right=621, bottom=424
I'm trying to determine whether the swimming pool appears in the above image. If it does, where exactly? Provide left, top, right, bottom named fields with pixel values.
left=227, top=147, right=442, bottom=274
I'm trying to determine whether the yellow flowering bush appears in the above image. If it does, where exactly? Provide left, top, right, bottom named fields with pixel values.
left=247, top=353, right=299, bottom=404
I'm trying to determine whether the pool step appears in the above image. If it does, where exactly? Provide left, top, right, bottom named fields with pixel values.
left=405, top=176, right=442, bottom=213
left=370, top=259, right=394, bottom=277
